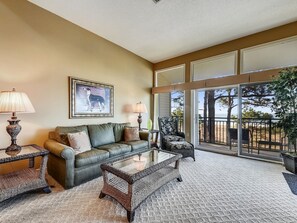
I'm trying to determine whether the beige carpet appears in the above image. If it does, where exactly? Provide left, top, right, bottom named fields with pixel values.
left=1, top=151, right=297, bottom=223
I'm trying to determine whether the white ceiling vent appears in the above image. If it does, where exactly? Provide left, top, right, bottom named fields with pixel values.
left=152, top=0, right=161, bottom=3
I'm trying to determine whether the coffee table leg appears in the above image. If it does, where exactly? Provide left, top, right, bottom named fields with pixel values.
left=99, top=192, right=106, bottom=199
left=127, top=210, right=135, bottom=222
left=177, top=176, right=183, bottom=182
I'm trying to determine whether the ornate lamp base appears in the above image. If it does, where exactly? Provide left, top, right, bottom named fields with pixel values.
left=5, top=119, right=22, bottom=155
left=137, top=113, right=142, bottom=130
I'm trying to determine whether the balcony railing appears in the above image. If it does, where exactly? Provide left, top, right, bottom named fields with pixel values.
left=171, top=116, right=288, bottom=152
left=199, top=117, right=288, bottom=151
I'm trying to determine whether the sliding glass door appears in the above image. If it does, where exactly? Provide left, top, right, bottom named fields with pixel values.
left=194, top=87, right=238, bottom=154
left=193, top=82, right=288, bottom=162
left=238, top=83, right=287, bottom=162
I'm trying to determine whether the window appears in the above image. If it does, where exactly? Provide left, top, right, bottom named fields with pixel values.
left=156, top=65, right=185, bottom=87
left=241, top=36, right=297, bottom=73
left=192, top=51, right=237, bottom=81
left=155, top=91, right=184, bottom=131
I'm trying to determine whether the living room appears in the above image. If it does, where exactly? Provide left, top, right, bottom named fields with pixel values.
left=1, top=0, right=297, bottom=222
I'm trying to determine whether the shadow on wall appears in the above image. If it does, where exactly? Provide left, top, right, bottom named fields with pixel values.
left=122, top=104, right=136, bottom=124
left=122, top=104, right=134, bottom=113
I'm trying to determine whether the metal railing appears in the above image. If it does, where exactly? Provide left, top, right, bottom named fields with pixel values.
left=199, top=117, right=288, bottom=151
left=171, top=116, right=288, bottom=152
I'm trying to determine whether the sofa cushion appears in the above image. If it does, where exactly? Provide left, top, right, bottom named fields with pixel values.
left=55, top=125, right=89, bottom=146
left=98, top=143, right=132, bottom=157
left=113, top=122, right=131, bottom=142
left=75, top=149, right=109, bottom=168
left=67, top=131, right=92, bottom=154
left=122, top=140, right=148, bottom=151
left=88, top=124, right=115, bottom=147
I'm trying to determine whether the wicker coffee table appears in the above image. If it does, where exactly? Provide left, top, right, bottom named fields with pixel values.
left=99, top=149, right=182, bottom=222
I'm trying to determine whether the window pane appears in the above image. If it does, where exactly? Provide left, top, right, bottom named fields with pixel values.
left=158, top=93, right=171, bottom=117
left=156, top=65, right=185, bottom=87
left=157, top=91, right=184, bottom=132
left=241, top=36, right=297, bottom=73
left=192, top=52, right=236, bottom=81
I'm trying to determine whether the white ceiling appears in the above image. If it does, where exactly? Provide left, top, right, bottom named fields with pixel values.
left=29, top=0, right=297, bottom=63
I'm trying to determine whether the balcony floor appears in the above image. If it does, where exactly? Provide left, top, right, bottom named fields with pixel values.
left=197, top=142, right=283, bottom=162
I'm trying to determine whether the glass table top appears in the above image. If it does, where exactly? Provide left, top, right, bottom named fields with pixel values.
left=108, top=150, right=176, bottom=175
left=0, top=145, right=48, bottom=163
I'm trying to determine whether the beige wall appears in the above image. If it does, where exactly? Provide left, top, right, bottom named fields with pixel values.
left=0, top=0, right=153, bottom=149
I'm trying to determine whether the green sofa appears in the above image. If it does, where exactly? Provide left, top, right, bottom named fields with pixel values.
left=44, top=123, right=150, bottom=189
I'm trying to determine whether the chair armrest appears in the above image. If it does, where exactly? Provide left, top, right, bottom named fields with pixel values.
left=44, top=139, right=75, bottom=160
left=177, top=132, right=185, bottom=138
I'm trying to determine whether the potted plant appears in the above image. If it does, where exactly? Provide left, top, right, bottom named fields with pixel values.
left=270, top=67, right=297, bottom=173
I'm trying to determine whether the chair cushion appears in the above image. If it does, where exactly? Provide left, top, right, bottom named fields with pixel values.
left=97, top=143, right=132, bottom=157
left=88, top=124, right=115, bottom=147
left=159, top=116, right=178, bottom=135
left=67, top=131, right=92, bottom=154
left=166, top=141, right=193, bottom=150
left=122, top=140, right=148, bottom=151
left=75, top=149, right=109, bottom=168
left=163, top=135, right=185, bottom=143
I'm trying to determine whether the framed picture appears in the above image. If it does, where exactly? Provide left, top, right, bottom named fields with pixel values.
left=69, top=76, right=114, bottom=118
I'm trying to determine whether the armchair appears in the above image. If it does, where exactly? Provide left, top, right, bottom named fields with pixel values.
left=229, top=128, right=251, bottom=152
left=158, top=116, right=195, bottom=161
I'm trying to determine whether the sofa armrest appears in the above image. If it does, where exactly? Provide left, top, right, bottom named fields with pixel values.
left=139, top=131, right=150, bottom=141
left=44, top=139, right=75, bottom=160
left=44, top=139, right=76, bottom=189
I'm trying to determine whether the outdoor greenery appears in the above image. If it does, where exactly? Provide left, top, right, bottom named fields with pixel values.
left=171, top=91, right=184, bottom=117
left=270, top=67, right=297, bottom=153
left=202, top=84, right=274, bottom=143
left=231, top=108, right=273, bottom=120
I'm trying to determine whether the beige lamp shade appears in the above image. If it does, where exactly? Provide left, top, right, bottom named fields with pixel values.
left=0, top=88, right=35, bottom=114
left=134, top=102, right=147, bottom=113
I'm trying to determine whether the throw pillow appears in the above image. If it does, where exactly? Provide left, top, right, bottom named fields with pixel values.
left=124, top=127, right=140, bottom=142
left=67, top=131, right=92, bottom=154
left=55, top=132, right=70, bottom=146
left=55, top=125, right=88, bottom=146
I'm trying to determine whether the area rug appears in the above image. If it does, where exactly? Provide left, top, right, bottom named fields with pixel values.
left=1, top=151, right=297, bottom=223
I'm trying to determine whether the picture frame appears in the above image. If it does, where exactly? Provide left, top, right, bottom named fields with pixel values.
left=69, top=76, right=114, bottom=118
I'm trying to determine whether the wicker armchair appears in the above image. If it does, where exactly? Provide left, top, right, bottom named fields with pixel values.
left=158, top=116, right=195, bottom=161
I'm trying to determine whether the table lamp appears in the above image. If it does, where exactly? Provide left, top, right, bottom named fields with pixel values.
left=0, top=88, right=35, bottom=154
left=134, top=102, right=147, bottom=130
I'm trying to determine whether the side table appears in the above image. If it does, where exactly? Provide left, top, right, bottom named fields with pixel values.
left=150, top=129, right=159, bottom=149
left=0, top=144, right=51, bottom=202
